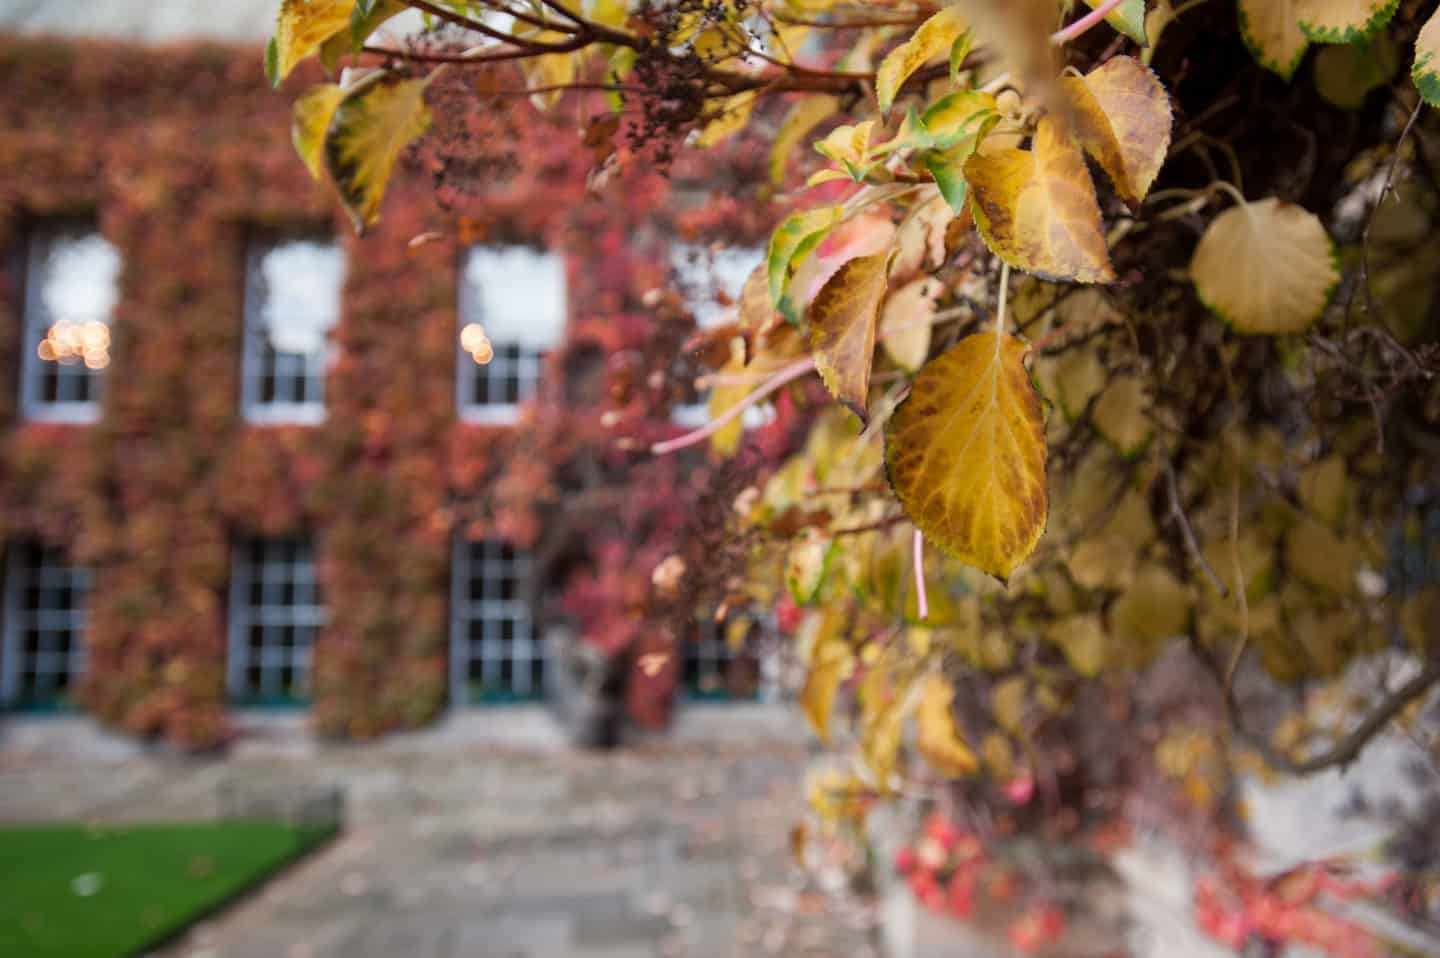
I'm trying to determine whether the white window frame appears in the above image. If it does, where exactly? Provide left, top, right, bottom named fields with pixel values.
left=457, top=246, right=567, bottom=425
left=1, top=544, right=90, bottom=709
left=240, top=237, right=344, bottom=425
left=226, top=539, right=325, bottom=704
left=669, top=243, right=768, bottom=428
left=18, top=225, right=119, bottom=424
left=449, top=537, right=544, bottom=705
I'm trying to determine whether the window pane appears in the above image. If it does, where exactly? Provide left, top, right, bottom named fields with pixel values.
left=458, top=247, right=565, bottom=417
left=243, top=238, right=343, bottom=421
left=21, top=227, right=118, bottom=419
left=452, top=539, right=541, bottom=702
left=2, top=544, right=89, bottom=708
left=228, top=538, right=325, bottom=703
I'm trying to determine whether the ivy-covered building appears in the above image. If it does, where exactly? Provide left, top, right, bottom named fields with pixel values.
left=0, top=5, right=781, bottom=746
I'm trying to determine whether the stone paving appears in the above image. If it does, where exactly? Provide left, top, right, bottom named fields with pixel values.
left=0, top=711, right=881, bottom=958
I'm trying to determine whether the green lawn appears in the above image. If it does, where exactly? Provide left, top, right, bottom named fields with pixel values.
left=0, top=820, right=337, bottom=958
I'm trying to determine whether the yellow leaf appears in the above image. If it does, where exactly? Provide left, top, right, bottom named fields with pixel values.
left=1295, top=0, right=1398, bottom=44
left=1238, top=0, right=1309, bottom=80
left=1414, top=7, right=1440, bottom=107
left=1285, top=516, right=1362, bottom=594
left=273, top=0, right=353, bottom=83
left=771, top=95, right=839, bottom=184
left=809, top=252, right=891, bottom=421
left=519, top=32, right=578, bottom=111
left=886, top=332, right=1049, bottom=582
left=325, top=71, right=433, bottom=233
left=916, top=674, right=980, bottom=776
left=706, top=346, right=750, bottom=457
left=1091, top=374, right=1152, bottom=456
left=1110, top=564, right=1192, bottom=642
left=813, top=120, right=877, bottom=179
left=292, top=83, right=345, bottom=180
left=696, top=91, right=756, bottom=147
left=1298, top=455, right=1347, bottom=526
left=980, top=731, right=1014, bottom=780
left=1034, top=345, right=1105, bottom=421
left=992, top=676, right=1027, bottom=733
left=1189, top=197, right=1339, bottom=334
left=1046, top=613, right=1108, bottom=677
left=1059, top=55, right=1172, bottom=208
left=801, top=612, right=852, bottom=743
left=880, top=277, right=939, bottom=372
left=876, top=7, right=968, bottom=113
left=965, top=116, right=1116, bottom=283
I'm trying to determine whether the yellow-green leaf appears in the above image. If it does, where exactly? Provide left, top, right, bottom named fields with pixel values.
left=1081, top=0, right=1148, bottom=44
left=768, top=206, right=843, bottom=322
left=1414, top=7, right=1440, bottom=106
left=1295, top=0, right=1398, bottom=44
left=810, top=252, right=891, bottom=421
left=1189, top=197, right=1339, bottom=334
left=1238, top=0, right=1310, bottom=80
left=876, top=7, right=968, bottom=113
left=1060, top=55, right=1172, bottom=207
left=965, top=115, right=1116, bottom=283
left=325, top=71, right=434, bottom=233
left=1314, top=33, right=1398, bottom=109
left=273, top=0, right=354, bottom=84
left=885, top=332, right=1049, bottom=582
left=771, top=95, right=839, bottom=184
left=292, top=83, right=346, bottom=180
left=813, top=120, right=879, bottom=180
left=786, top=530, right=833, bottom=604
left=916, top=674, right=980, bottom=776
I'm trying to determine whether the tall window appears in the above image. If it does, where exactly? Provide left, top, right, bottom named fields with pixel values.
left=19, top=225, right=120, bottom=422
left=669, top=243, right=767, bottom=427
left=227, top=539, right=324, bottom=704
left=1, top=544, right=90, bottom=709
left=241, top=237, right=344, bottom=424
left=457, top=246, right=566, bottom=424
left=450, top=538, right=543, bottom=703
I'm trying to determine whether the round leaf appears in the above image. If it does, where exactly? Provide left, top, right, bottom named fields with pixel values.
left=1189, top=197, right=1338, bottom=334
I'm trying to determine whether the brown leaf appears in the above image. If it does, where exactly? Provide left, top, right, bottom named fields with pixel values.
left=809, top=252, right=892, bottom=422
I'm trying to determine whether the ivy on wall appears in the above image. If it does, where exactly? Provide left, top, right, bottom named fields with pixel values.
left=0, top=37, right=790, bottom=747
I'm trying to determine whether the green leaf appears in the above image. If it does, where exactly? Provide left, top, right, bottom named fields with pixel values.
left=324, top=71, right=434, bottom=233
left=1081, top=0, right=1148, bottom=44
left=949, top=29, right=975, bottom=82
left=809, top=252, right=892, bottom=422
left=265, top=35, right=281, bottom=88
left=885, top=332, right=1049, bottom=582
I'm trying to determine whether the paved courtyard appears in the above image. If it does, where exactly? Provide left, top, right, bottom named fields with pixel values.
left=0, top=708, right=880, bottom=958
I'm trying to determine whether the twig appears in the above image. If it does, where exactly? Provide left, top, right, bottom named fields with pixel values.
left=1163, top=459, right=1227, bottom=597
left=1355, top=99, right=1425, bottom=322
left=650, top=357, right=815, bottom=455
left=1194, top=642, right=1440, bottom=776
left=913, top=529, right=929, bottom=621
